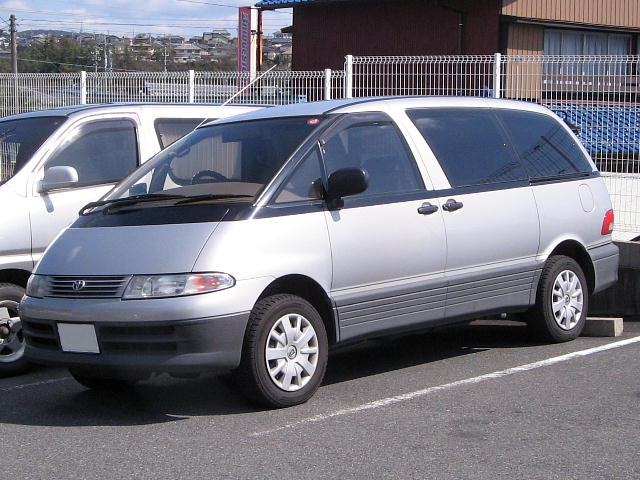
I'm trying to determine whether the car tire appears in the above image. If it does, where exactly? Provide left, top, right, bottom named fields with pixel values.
left=527, top=255, right=589, bottom=343
left=69, top=368, right=137, bottom=391
left=0, top=283, right=30, bottom=378
left=236, top=294, right=328, bottom=408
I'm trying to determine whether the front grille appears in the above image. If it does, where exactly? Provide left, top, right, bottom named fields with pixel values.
left=45, top=276, right=131, bottom=299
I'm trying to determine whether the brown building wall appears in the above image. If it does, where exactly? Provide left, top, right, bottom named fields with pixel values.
left=504, top=23, right=545, bottom=100
left=506, top=22, right=544, bottom=55
left=292, top=0, right=501, bottom=71
left=501, top=0, right=640, bottom=29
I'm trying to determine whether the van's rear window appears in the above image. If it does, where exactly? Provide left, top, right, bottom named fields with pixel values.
left=495, top=110, right=593, bottom=179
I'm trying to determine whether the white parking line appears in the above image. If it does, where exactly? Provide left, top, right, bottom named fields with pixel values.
left=252, top=336, right=640, bottom=437
left=0, top=377, right=71, bottom=392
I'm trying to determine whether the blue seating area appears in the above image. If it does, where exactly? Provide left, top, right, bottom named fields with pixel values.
left=549, top=104, right=640, bottom=155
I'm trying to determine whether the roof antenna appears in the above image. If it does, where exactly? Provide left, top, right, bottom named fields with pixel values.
left=222, top=64, right=277, bottom=106
left=194, top=64, right=277, bottom=130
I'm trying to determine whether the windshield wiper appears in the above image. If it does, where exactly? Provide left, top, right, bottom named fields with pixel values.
left=79, top=193, right=188, bottom=216
left=173, top=194, right=254, bottom=205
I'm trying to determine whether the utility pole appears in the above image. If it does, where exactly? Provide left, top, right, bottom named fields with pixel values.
left=256, top=9, right=263, bottom=72
left=10, top=14, right=17, bottom=115
left=10, top=14, right=17, bottom=74
left=163, top=45, right=168, bottom=72
left=93, top=33, right=98, bottom=72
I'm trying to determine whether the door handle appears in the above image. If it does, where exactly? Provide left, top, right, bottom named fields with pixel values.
left=417, top=202, right=439, bottom=215
left=442, top=199, right=464, bottom=212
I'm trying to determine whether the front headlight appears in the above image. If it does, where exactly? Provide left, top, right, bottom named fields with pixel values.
left=26, top=274, right=47, bottom=298
left=123, top=273, right=235, bottom=299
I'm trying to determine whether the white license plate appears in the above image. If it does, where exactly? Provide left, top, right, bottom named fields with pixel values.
left=58, top=323, right=100, bottom=354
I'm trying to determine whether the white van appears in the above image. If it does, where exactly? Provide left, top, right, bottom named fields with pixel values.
left=20, top=97, right=619, bottom=408
left=0, top=103, right=263, bottom=375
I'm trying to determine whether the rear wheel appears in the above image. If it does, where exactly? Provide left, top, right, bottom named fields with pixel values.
left=236, top=294, right=328, bottom=408
left=527, top=255, right=588, bottom=343
left=0, top=283, right=30, bottom=378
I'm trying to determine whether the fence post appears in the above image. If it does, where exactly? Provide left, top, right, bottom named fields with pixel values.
left=188, top=70, right=195, bottom=103
left=80, top=71, right=87, bottom=104
left=324, top=69, right=332, bottom=100
left=344, top=55, right=353, bottom=99
left=493, top=53, right=502, bottom=99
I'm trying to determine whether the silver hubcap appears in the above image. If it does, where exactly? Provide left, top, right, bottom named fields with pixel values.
left=0, top=301, right=24, bottom=363
left=265, top=313, right=319, bottom=392
left=551, top=270, right=584, bottom=331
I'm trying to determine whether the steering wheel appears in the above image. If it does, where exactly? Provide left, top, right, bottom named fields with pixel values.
left=191, top=170, right=228, bottom=184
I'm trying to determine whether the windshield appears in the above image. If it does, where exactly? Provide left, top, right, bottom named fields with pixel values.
left=106, top=116, right=324, bottom=205
left=0, top=116, right=66, bottom=184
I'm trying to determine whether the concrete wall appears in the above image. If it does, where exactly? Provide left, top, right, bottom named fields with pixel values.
left=590, top=241, right=640, bottom=320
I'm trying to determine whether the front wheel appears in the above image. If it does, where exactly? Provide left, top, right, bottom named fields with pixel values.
left=527, top=255, right=589, bottom=343
left=236, top=294, right=328, bottom=408
left=0, top=283, right=30, bottom=378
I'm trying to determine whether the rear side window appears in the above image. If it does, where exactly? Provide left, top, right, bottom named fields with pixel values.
left=496, top=110, right=593, bottom=179
left=322, top=116, right=424, bottom=197
left=155, top=118, right=210, bottom=148
left=408, top=108, right=528, bottom=187
left=45, top=119, right=138, bottom=187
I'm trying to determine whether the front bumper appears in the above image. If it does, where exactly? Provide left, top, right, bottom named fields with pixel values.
left=21, top=295, right=250, bottom=375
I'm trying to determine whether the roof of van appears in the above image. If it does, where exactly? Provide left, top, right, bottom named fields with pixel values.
left=1, top=102, right=270, bottom=121
left=208, top=96, right=553, bottom=125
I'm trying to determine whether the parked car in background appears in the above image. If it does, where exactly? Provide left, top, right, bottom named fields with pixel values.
left=20, top=97, right=619, bottom=408
left=0, top=103, right=264, bottom=376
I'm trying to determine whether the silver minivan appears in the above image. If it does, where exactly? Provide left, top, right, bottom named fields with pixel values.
left=20, top=97, right=619, bottom=408
left=0, top=103, right=262, bottom=375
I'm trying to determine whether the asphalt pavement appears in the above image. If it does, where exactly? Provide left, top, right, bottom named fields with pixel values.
left=2, top=320, right=639, bottom=479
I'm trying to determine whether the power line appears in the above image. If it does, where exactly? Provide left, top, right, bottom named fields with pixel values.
left=16, top=57, right=140, bottom=72
left=175, top=0, right=293, bottom=15
left=20, top=18, right=290, bottom=28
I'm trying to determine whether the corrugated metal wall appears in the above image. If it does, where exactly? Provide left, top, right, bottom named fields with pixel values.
left=502, top=0, right=640, bottom=28
left=506, top=23, right=544, bottom=55
left=505, top=23, right=544, bottom=100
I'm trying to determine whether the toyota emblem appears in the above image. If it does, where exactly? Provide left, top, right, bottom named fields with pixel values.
left=72, top=280, right=86, bottom=291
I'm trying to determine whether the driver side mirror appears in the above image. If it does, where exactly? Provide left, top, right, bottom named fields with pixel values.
left=326, top=168, right=368, bottom=209
left=37, top=166, right=79, bottom=194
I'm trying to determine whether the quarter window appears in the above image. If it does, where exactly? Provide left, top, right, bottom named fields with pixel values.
left=407, top=108, right=527, bottom=187
left=274, top=148, right=323, bottom=203
left=322, top=116, right=424, bottom=197
left=45, top=119, right=138, bottom=187
left=496, top=110, right=592, bottom=180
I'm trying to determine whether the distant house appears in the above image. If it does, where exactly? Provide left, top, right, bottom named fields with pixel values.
left=256, top=0, right=640, bottom=70
left=202, top=31, right=232, bottom=48
left=157, top=34, right=185, bottom=46
left=132, top=34, right=156, bottom=59
left=173, top=43, right=204, bottom=63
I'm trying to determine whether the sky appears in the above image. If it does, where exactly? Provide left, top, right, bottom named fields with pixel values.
left=0, top=0, right=293, bottom=38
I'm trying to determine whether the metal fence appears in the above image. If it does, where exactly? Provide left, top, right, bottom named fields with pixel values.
left=0, top=69, right=345, bottom=116
left=0, top=55, right=638, bottom=238
left=348, top=54, right=640, bottom=238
